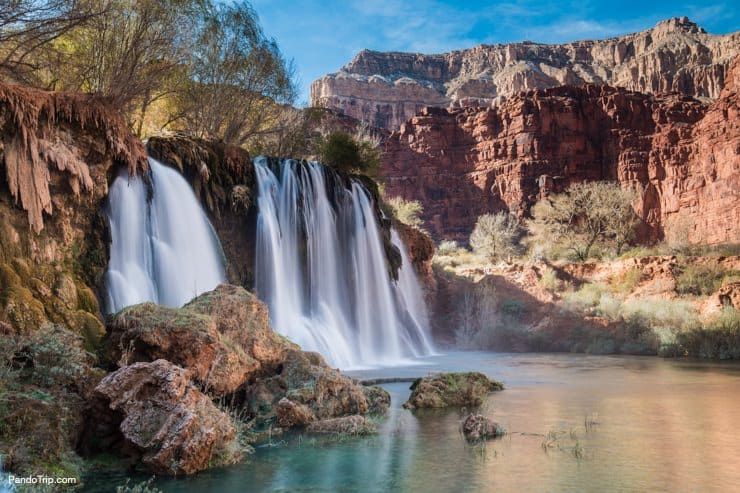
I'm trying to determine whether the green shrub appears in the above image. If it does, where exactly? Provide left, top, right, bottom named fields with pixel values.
left=671, top=308, right=740, bottom=359
left=610, top=268, right=642, bottom=295
left=676, top=264, right=737, bottom=296
left=563, top=283, right=609, bottom=312
left=317, top=131, right=379, bottom=176
left=538, top=267, right=560, bottom=292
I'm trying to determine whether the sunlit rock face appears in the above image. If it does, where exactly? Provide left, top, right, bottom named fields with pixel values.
left=381, top=55, right=740, bottom=245
left=312, top=17, right=739, bottom=130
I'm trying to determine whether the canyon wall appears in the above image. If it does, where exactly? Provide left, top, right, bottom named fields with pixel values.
left=382, top=56, right=740, bottom=245
left=312, top=17, right=739, bottom=129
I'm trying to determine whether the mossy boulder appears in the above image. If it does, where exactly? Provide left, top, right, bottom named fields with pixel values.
left=403, top=372, right=504, bottom=409
left=306, top=415, right=376, bottom=435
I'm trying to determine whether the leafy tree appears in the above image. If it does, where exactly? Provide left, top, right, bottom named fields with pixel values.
left=469, top=212, right=522, bottom=263
left=173, top=0, right=296, bottom=145
left=316, top=131, right=380, bottom=175
left=529, top=181, right=638, bottom=261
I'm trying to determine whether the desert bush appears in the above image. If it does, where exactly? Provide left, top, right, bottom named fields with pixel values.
left=470, top=212, right=522, bottom=263
left=563, top=283, right=609, bottom=312
left=384, top=196, right=423, bottom=228
left=675, top=264, right=736, bottom=296
left=669, top=308, right=740, bottom=359
left=528, top=182, right=638, bottom=261
left=437, top=240, right=461, bottom=256
left=538, top=267, right=560, bottom=292
left=609, top=268, right=642, bottom=295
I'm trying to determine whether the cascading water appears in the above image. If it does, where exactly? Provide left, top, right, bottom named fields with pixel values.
left=105, top=158, right=225, bottom=313
left=254, top=157, right=434, bottom=368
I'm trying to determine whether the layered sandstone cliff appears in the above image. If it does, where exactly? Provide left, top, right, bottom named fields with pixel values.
left=312, top=17, right=739, bottom=129
left=382, top=56, right=740, bottom=244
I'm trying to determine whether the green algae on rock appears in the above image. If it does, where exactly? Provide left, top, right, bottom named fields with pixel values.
left=403, top=372, right=504, bottom=409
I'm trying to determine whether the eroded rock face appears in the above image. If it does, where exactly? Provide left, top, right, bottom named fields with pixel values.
left=0, top=84, right=147, bottom=344
left=91, top=359, right=239, bottom=476
left=403, top=372, right=504, bottom=409
left=312, top=17, right=739, bottom=129
left=382, top=55, right=740, bottom=244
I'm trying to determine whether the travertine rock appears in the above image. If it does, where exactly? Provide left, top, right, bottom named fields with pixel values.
left=92, top=360, right=239, bottom=476
left=312, top=17, right=739, bottom=129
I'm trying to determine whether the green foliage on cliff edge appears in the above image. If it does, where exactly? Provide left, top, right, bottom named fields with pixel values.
left=317, top=131, right=380, bottom=176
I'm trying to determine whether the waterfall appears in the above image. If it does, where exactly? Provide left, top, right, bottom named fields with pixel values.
left=105, top=157, right=225, bottom=313
left=254, top=157, right=434, bottom=368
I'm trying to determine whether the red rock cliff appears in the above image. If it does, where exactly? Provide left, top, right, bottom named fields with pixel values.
left=382, top=57, right=740, bottom=245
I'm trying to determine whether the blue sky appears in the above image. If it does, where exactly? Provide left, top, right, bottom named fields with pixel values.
left=249, top=0, right=739, bottom=104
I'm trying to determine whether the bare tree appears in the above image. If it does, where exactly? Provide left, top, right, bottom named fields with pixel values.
left=0, top=0, right=106, bottom=82
left=173, top=1, right=296, bottom=145
left=56, top=0, right=203, bottom=129
left=470, top=212, right=522, bottom=263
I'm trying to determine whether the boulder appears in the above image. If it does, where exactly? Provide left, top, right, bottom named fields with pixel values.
left=461, top=413, right=505, bottom=442
left=107, top=285, right=298, bottom=396
left=107, top=302, right=253, bottom=397
left=403, top=372, right=504, bottom=409
left=91, top=359, right=240, bottom=476
left=275, top=398, right=315, bottom=428
left=244, top=349, right=390, bottom=428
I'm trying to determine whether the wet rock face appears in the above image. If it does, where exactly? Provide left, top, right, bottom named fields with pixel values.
left=382, top=55, right=740, bottom=244
left=403, top=372, right=504, bottom=409
left=91, top=359, right=240, bottom=476
left=312, top=17, right=739, bottom=129
left=462, top=414, right=505, bottom=442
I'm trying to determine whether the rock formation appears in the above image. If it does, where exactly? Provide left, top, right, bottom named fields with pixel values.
left=382, top=55, right=740, bottom=244
left=91, top=359, right=240, bottom=475
left=0, top=84, right=147, bottom=345
left=403, top=372, right=503, bottom=409
left=312, top=17, right=740, bottom=129
left=461, top=414, right=505, bottom=442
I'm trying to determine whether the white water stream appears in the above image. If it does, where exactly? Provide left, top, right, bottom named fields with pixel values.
left=254, top=157, right=434, bottom=368
left=105, top=158, right=225, bottom=312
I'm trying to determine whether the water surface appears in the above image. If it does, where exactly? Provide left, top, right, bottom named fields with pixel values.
left=89, top=352, right=740, bottom=492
